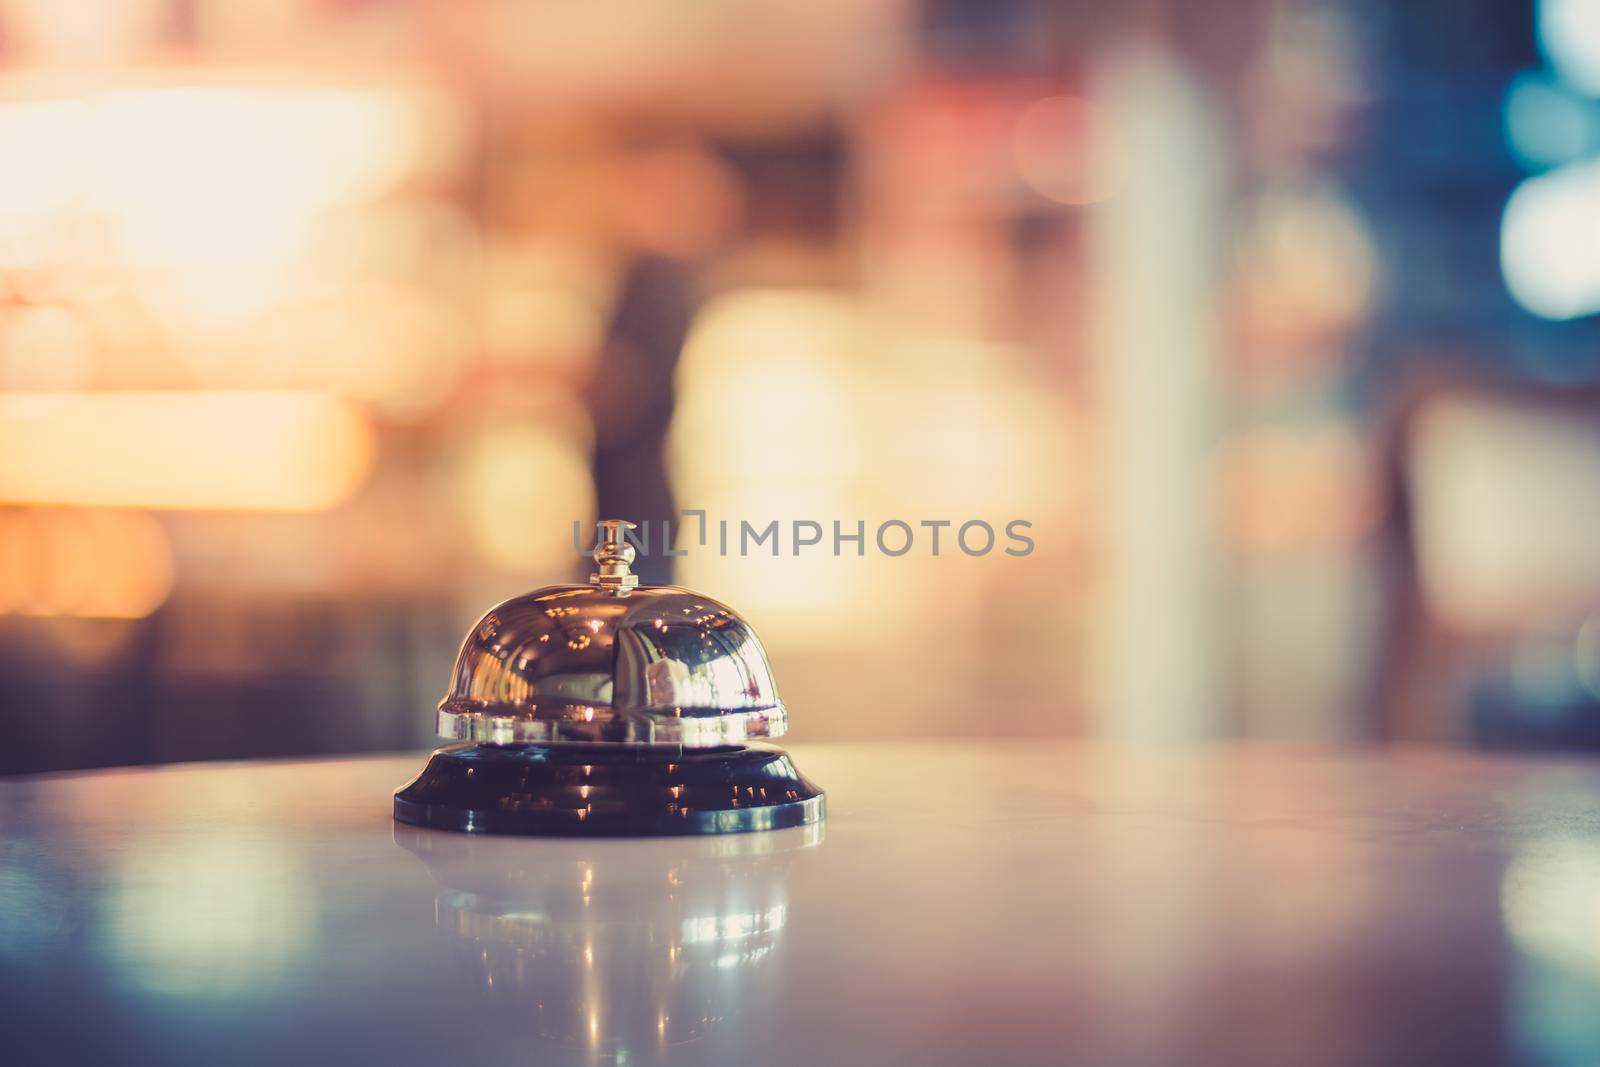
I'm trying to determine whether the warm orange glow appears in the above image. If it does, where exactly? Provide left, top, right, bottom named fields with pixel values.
left=0, top=84, right=457, bottom=324
left=0, top=392, right=375, bottom=511
left=1233, top=188, right=1376, bottom=351
left=1409, top=396, right=1600, bottom=627
left=672, top=289, right=868, bottom=492
left=459, top=421, right=595, bottom=573
left=670, top=292, right=1069, bottom=653
left=0, top=508, right=173, bottom=619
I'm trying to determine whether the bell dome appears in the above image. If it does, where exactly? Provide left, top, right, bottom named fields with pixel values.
left=437, top=583, right=785, bottom=746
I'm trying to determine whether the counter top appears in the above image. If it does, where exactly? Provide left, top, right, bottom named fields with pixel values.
left=4, top=741, right=1599, bottom=1066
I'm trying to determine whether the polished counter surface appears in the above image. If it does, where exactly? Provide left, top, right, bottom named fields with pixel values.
left=3, top=741, right=1600, bottom=1066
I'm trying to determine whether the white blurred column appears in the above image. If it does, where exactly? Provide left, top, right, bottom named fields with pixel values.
left=1086, top=43, right=1226, bottom=742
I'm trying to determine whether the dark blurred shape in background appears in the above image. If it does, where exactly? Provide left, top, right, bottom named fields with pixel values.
left=588, top=255, right=695, bottom=586
left=6, top=0, right=1600, bottom=771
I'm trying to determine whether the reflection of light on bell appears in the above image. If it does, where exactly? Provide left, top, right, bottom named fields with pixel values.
left=395, top=821, right=819, bottom=1054
left=394, top=519, right=825, bottom=836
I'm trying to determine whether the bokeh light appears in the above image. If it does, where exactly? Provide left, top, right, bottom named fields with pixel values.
left=1540, top=0, right=1600, bottom=97
left=0, top=391, right=375, bottom=511
left=1503, top=159, right=1600, bottom=320
left=1012, top=95, right=1125, bottom=206
left=459, top=420, right=596, bottom=575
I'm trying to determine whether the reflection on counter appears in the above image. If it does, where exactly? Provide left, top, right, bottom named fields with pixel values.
left=104, top=830, right=315, bottom=998
left=395, top=822, right=820, bottom=1061
left=1501, top=826, right=1600, bottom=1066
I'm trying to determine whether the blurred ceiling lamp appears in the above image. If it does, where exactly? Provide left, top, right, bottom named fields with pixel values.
left=1540, top=0, right=1600, bottom=97
left=1012, top=95, right=1124, bottom=206
left=0, top=508, right=173, bottom=619
left=0, top=391, right=374, bottom=512
left=105, top=87, right=426, bottom=322
left=1502, top=158, right=1600, bottom=319
left=0, top=85, right=456, bottom=322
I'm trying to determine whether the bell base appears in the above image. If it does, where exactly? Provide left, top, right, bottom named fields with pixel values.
left=393, top=741, right=825, bottom=837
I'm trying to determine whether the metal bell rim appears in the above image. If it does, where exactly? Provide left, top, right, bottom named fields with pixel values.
left=435, top=700, right=788, bottom=745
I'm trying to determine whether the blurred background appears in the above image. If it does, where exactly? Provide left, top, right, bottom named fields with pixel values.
left=4, top=0, right=1600, bottom=772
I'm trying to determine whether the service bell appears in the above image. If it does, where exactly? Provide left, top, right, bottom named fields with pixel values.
left=394, top=520, right=825, bottom=835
